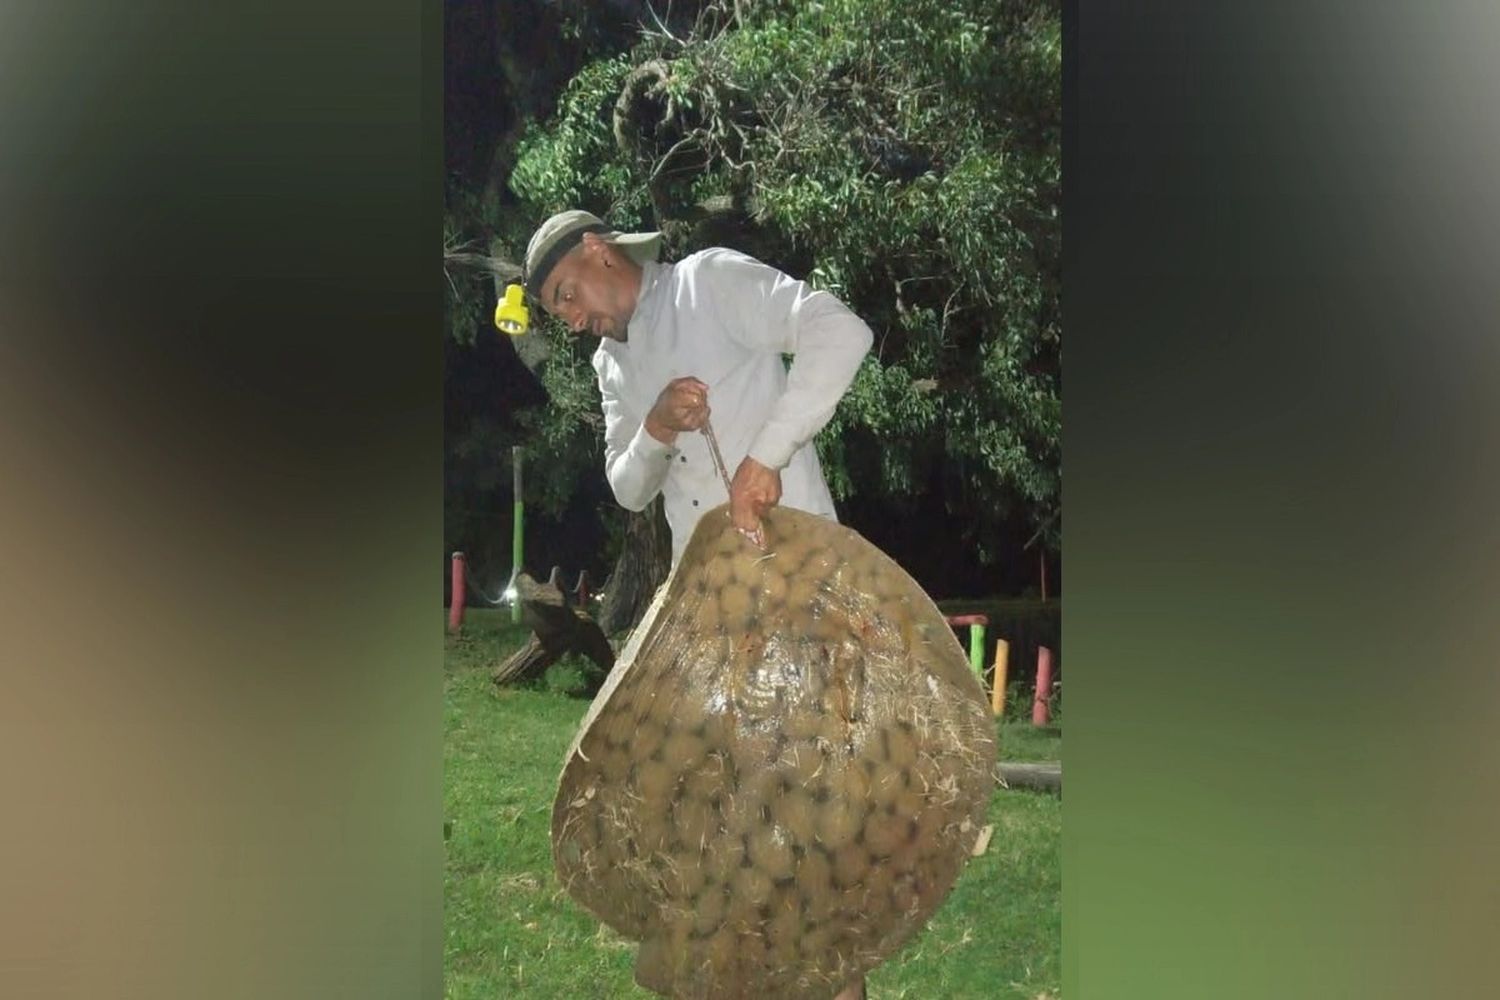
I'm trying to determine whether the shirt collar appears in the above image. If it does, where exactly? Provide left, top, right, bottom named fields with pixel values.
left=626, top=259, right=668, bottom=345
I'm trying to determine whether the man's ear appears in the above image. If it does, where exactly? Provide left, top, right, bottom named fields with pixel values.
left=582, top=233, right=617, bottom=268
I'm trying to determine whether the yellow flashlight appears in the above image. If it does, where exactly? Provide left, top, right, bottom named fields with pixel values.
left=494, top=284, right=530, bottom=335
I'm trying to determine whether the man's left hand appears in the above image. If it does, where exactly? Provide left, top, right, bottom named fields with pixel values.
left=729, top=456, right=781, bottom=545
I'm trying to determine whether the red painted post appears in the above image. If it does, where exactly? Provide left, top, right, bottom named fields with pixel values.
left=575, top=570, right=590, bottom=606
left=449, top=552, right=466, bottom=633
left=1032, top=646, right=1053, bottom=725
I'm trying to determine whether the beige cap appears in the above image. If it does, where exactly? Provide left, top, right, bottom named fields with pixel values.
left=523, top=209, right=662, bottom=298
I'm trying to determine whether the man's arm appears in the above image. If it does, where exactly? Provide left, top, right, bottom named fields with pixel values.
left=596, top=356, right=712, bottom=511
left=704, top=250, right=874, bottom=470
left=693, top=249, right=873, bottom=539
left=596, top=355, right=676, bottom=512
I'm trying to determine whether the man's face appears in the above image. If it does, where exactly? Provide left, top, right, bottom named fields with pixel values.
left=537, top=234, right=639, bottom=342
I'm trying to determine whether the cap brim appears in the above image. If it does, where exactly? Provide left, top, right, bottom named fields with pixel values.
left=604, top=230, right=662, bottom=265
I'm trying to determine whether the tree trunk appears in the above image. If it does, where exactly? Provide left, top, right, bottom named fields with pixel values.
left=598, top=497, right=672, bottom=637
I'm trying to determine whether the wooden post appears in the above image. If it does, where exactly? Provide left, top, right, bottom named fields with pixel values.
left=510, top=446, right=524, bottom=624
left=991, top=638, right=1010, bottom=716
left=448, top=552, right=466, bottom=633
left=574, top=570, right=590, bottom=605
left=1033, top=646, right=1054, bottom=725
left=945, top=614, right=990, bottom=681
left=969, top=622, right=987, bottom=680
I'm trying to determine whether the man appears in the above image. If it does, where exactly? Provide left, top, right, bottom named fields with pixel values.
left=523, top=209, right=874, bottom=999
left=523, top=209, right=873, bottom=567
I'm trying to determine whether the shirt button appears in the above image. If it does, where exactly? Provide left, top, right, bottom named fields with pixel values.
left=680, top=455, right=687, bottom=463
left=692, top=500, right=699, bottom=507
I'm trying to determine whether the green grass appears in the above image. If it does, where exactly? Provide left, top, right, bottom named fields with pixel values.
left=445, top=608, right=1061, bottom=999
left=996, top=720, right=1062, bottom=764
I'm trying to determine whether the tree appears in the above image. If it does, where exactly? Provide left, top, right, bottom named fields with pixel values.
left=446, top=0, right=1062, bottom=607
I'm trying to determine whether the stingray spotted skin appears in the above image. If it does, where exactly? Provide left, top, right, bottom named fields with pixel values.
left=551, top=504, right=997, bottom=999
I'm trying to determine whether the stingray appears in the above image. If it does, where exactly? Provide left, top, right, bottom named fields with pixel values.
left=551, top=504, right=997, bottom=999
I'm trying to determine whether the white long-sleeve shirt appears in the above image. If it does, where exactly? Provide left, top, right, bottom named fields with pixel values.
left=591, top=248, right=874, bottom=566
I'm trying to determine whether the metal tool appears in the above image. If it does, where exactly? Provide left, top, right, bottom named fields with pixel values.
left=702, top=415, right=765, bottom=549
left=702, top=417, right=733, bottom=497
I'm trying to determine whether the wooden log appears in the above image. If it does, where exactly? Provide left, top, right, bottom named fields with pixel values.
left=998, top=761, right=1062, bottom=794
left=490, top=633, right=552, bottom=686
left=492, top=572, right=615, bottom=687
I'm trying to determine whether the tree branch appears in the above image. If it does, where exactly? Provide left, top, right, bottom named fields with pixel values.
left=444, top=251, right=522, bottom=283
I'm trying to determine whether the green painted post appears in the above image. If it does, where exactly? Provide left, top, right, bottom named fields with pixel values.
left=969, top=623, right=986, bottom=678
left=511, top=445, right=524, bottom=623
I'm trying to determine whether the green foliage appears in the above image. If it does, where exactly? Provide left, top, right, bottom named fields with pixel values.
left=537, top=653, right=601, bottom=698
left=729, top=0, right=1061, bottom=555
left=511, top=54, right=649, bottom=224
left=444, top=185, right=489, bottom=347
left=457, top=0, right=1062, bottom=561
left=515, top=326, right=605, bottom=516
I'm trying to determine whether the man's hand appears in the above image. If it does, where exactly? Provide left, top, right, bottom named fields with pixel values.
left=729, top=455, right=781, bottom=545
left=644, top=376, right=710, bottom=444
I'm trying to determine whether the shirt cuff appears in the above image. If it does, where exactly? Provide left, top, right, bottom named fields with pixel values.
left=628, top=420, right=679, bottom=465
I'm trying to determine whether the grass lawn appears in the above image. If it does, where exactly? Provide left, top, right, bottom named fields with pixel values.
left=445, top=609, right=1061, bottom=999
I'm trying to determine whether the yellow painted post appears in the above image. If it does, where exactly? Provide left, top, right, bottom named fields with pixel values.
left=991, top=638, right=1010, bottom=717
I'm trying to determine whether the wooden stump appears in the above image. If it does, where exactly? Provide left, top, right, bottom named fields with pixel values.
left=492, top=572, right=615, bottom=687
left=998, top=761, right=1062, bottom=794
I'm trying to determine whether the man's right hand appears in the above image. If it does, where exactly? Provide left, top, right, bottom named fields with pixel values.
left=644, top=376, right=710, bottom=444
